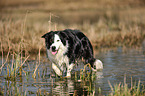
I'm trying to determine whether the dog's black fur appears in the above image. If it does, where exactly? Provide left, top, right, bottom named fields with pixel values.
left=42, top=29, right=98, bottom=76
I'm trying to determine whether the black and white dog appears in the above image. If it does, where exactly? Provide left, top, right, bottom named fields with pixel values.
left=42, top=29, right=103, bottom=77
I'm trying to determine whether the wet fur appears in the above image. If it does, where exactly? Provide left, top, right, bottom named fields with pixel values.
left=42, top=29, right=97, bottom=77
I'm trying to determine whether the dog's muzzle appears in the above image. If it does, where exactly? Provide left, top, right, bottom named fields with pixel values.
left=51, top=46, right=58, bottom=55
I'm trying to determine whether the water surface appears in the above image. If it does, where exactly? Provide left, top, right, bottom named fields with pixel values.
left=0, top=47, right=145, bottom=95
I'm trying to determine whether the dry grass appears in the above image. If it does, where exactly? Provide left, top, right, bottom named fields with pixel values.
left=94, top=25, right=145, bottom=49
left=0, top=19, right=45, bottom=55
left=0, top=17, right=145, bottom=55
left=0, top=0, right=145, bottom=55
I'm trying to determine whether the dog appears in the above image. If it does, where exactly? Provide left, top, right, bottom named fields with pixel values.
left=42, top=29, right=103, bottom=77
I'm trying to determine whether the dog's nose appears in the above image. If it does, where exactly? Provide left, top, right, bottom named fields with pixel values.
left=52, top=46, right=56, bottom=51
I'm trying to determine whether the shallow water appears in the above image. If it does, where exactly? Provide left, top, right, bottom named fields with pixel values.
left=0, top=47, right=145, bottom=95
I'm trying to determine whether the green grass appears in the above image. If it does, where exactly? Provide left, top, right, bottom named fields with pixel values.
left=108, top=77, right=145, bottom=96
left=3, top=52, right=29, bottom=81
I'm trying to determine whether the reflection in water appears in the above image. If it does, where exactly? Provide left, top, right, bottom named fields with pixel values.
left=0, top=47, right=145, bottom=95
left=52, top=79, right=74, bottom=95
left=0, top=68, right=103, bottom=96
left=51, top=71, right=103, bottom=96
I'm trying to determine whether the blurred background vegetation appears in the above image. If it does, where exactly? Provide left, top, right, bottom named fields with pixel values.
left=0, top=0, right=145, bottom=55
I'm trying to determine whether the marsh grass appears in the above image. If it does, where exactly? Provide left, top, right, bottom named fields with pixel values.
left=1, top=0, right=145, bottom=95
left=32, top=47, right=41, bottom=79
left=72, top=63, right=97, bottom=95
left=4, top=52, right=29, bottom=81
left=1, top=33, right=30, bottom=81
left=79, top=63, right=96, bottom=81
left=74, top=64, right=145, bottom=96
left=0, top=19, right=145, bottom=56
left=1, top=0, right=145, bottom=55
left=108, top=77, right=145, bottom=96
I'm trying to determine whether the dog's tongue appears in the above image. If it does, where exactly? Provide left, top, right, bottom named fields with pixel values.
left=52, top=51, right=57, bottom=55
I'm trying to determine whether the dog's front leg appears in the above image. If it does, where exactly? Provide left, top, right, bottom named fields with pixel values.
left=66, top=63, right=74, bottom=77
left=52, top=63, right=62, bottom=76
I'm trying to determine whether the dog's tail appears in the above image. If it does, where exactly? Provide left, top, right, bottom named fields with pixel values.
left=91, top=59, right=103, bottom=71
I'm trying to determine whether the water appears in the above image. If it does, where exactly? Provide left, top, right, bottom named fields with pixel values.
left=0, top=47, right=145, bottom=95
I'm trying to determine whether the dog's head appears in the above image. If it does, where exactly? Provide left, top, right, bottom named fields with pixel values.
left=42, top=31, right=68, bottom=55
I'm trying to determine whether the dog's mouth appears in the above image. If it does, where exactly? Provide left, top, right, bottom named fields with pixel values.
left=52, top=50, right=58, bottom=55
left=51, top=46, right=60, bottom=55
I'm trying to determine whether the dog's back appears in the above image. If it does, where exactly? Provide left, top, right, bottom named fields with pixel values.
left=62, top=29, right=95, bottom=67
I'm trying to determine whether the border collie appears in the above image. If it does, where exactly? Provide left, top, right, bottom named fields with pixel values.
left=42, top=29, right=103, bottom=77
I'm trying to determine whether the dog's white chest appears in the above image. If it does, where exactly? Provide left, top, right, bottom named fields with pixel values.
left=47, top=49, right=69, bottom=70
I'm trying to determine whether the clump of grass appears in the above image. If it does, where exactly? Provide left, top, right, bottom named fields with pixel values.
left=79, top=63, right=97, bottom=81
left=4, top=52, right=29, bottom=81
left=73, top=63, right=97, bottom=96
left=80, top=64, right=92, bottom=81
left=1, top=36, right=30, bottom=80
left=108, top=77, right=145, bottom=96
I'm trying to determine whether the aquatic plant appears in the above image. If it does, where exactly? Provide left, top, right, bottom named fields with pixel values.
left=0, top=43, right=10, bottom=74
left=5, top=52, right=29, bottom=81
left=73, top=63, right=97, bottom=95
left=108, top=77, right=145, bottom=96
left=0, top=39, right=30, bottom=80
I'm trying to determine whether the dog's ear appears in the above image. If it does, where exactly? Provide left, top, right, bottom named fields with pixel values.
left=58, top=32, right=69, bottom=46
left=42, top=31, right=53, bottom=38
left=41, top=34, right=46, bottom=38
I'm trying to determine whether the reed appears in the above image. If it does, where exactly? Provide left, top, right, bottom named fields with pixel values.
left=74, top=63, right=97, bottom=95
left=4, top=51, right=29, bottom=80
left=1, top=35, right=29, bottom=80
left=0, top=18, right=144, bottom=56
left=32, top=47, right=41, bottom=79
left=108, top=77, right=145, bottom=96
left=0, top=43, right=10, bottom=74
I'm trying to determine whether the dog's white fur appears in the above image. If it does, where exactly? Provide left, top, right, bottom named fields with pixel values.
left=92, top=59, right=103, bottom=71
left=47, top=34, right=74, bottom=77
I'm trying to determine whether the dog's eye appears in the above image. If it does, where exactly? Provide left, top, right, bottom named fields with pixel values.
left=57, top=40, right=60, bottom=42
